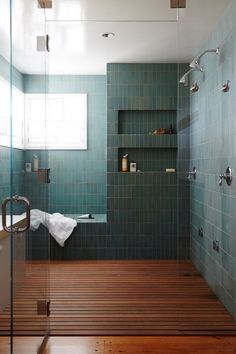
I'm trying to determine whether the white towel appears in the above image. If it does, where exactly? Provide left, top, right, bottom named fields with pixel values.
left=30, top=209, right=77, bottom=247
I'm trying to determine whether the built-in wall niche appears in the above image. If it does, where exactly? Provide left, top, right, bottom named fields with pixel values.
left=118, top=148, right=177, bottom=172
left=118, top=110, right=176, bottom=135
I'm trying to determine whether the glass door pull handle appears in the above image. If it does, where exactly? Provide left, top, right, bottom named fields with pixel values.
left=1, top=196, right=30, bottom=233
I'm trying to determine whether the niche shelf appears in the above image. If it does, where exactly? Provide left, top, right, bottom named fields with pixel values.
left=118, top=148, right=177, bottom=173
left=116, top=109, right=177, bottom=173
left=118, top=109, right=177, bottom=135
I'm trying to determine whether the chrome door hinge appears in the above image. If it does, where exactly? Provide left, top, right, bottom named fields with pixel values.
left=37, top=300, right=51, bottom=317
left=38, top=0, right=52, bottom=9
left=171, top=0, right=186, bottom=8
left=47, top=301, right=51, bottom=317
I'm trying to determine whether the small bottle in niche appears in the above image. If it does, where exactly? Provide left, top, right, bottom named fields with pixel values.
left=169, top=125, right=174, bottom=134
left=25, top=162, right=32, bottom=173
left=33, top=155, right=39, bottom=172
left=121, top=154, right=128, bottom=172
left=130, top=161, right=137, bottom=173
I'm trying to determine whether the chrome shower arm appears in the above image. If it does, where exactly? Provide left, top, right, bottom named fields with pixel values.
left=190, top=48, right=219, bottom=68
left=198, top=48, right=219, bottom=60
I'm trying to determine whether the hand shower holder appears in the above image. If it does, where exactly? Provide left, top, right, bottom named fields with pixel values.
left=219, top=166, right=232, bottom=186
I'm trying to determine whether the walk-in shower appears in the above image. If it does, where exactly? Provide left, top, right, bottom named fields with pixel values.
left=1, top=0, right=236, bottom=352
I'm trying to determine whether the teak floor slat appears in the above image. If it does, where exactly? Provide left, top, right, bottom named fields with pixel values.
left=0, top=260, right=236, bottom=336
left=2, top=336, right=236, bottom=354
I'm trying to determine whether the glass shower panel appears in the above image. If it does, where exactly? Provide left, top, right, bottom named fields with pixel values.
left=177, top=0, right=236, bottom=335
left=11, top=0, right=50, bottom=352
left=45, top=2, right=181, bottom=337
left=0, top=1, right=12, bottom=352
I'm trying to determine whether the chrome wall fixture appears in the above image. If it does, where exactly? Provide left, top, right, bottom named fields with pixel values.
left=38, top=0, right=52, bottom=8
left=190, top=82, right=199, bottom=93
left=170, top=0, right=186, bottom=8
left=189, top=48, right=220, bottom=70
left=179, top=47, right=220, bottom=86
left=187, top=166, right=197, bottom=180
left=219, top=166, right=233, bottom=186
left=179, top=67, right=203, bottom=86
left=221, top=80, right=230, bottom=92
left=36, top=35, right=50, bottom=52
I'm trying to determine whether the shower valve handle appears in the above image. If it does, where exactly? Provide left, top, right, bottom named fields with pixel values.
left=187, top=167, right=197, bottom=180
left=219, top=167, right=232, bottom=186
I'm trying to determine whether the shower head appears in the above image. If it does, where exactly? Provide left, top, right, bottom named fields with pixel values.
left=179, top=73, right=189, bottom=86
left=189, top=60, right=202, bottom=70
left=179, top=68, right=193, bottom=86
left=179, top=67, right=203, bottom=86
left=189, top=48, right=219, bottom=69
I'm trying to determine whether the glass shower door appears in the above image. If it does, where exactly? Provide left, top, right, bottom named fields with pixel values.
left=0, top=0, right=50, bottom=353
left=0, top=1, right=12, bottom=352
left=12, top=0, right=51, bottom=352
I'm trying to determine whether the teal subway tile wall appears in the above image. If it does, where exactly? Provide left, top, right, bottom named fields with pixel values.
left=106, top=63, right=185, bottom=259
left=23, top=75, right=107, bottom=214
left=29, top=63, right=185, bottom=260
left=188, top=1, right=236, bottom=319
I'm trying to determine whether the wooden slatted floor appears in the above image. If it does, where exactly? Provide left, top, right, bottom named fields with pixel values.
left=2, top=336, right=236, bottom=354
left=1, top=260, right=236, bottom=336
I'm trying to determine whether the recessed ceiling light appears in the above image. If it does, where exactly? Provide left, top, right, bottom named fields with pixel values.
left=100, top=32, right=115, bottom=38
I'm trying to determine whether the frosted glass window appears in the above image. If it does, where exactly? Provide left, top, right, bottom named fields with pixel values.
left=25, top=93, right=87, bottom=150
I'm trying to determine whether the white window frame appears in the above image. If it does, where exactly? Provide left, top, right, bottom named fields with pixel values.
left=24, top=93, right=87, bottom=150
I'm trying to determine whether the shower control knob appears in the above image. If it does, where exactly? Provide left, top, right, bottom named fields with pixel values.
left=219, top=166, right=233, bottom=186
left=187, top=167, right=197, bottom=180
left=221, top=80, right=230, bottom=93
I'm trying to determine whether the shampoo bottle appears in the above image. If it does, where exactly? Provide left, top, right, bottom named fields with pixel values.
left=121, top=154, right=128, bottom=172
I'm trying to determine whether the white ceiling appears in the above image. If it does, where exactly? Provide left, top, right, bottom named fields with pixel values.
left=0, top=0, right=231, bottom=74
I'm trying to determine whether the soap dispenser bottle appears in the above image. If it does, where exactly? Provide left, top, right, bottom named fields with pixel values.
left=121, top=154, right=128, bottom=172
